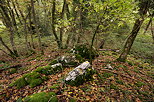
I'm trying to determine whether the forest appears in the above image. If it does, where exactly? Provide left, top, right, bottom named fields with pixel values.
left=0, top=0, right=154, bottom=102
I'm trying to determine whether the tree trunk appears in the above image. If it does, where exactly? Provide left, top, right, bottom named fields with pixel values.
left=31, top=0, right=43, bottom=54
left=0, top=37, right=16, bottom=58
left=51, top=0, right=61, bottom=49
left=151, top=19, right=154, bottom=44
left=0, top=0, right=19, bottom=57
left=117, top=1, right=150, bottom=62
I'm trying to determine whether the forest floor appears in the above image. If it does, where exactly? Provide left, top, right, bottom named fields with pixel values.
left=0, top=48, right=153, bottom=102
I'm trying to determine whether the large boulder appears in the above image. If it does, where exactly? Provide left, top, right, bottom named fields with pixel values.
left=65, top=61, right=95, bottom=86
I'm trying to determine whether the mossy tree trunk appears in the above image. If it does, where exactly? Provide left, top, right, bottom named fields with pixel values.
left=117, top=0, right=150, bottom=62
left=0, top=0, right=19, bottom=57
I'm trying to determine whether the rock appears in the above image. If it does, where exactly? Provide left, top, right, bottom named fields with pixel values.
left=50, top=55, right=78, bottom=67
left=35, top=63, right=63, bottom=75
left=65, top=61, right=95, bottom=86
left=73, top=44, right=99, bottom=59
left=51, top=63, right=63, bottom=73
left=105, top=64, right=113, bottom=70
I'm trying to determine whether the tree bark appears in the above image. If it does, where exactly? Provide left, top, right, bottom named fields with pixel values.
left=51, top=0, right=61, bottom=49
left=0, top=37, right=16, bottom=58
left=117, top=1, right=150, bottom=62
left=31, top=0, right=43, bottom=54
left=0, top=0, right=19, bottom=57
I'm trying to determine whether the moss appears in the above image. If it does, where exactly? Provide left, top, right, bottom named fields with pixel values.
left=69, top=98, right=76, bottom=102
left=49, top=60, right=58, bottom=65
left=102, top=72, right=113, bottom=78
left=41, top=76, right=48, bottom=81
left=13, top=77, right=28, bottom=89
left=135, top=81, right=145, bottom=87
left=34, top=65, right=52, bottom=75
left=23, top=92, right=58, bottom=102
left=10, top=72, right=45, bottom=88
left=24, top=72, right=43, bottom=88
left=49, top=84, right=60, bottom=89
left=75, top=54, right=84, bottom=63
left=9, top=68, right=17, bottom=74
left=35, top=65, right=63, bottom=75
left=29, top=79, right=43, bottom=88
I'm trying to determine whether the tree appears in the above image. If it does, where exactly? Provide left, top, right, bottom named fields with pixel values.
left=0, top=0, right=19, bottom=57
left=117, top=0, right=151, bottom=62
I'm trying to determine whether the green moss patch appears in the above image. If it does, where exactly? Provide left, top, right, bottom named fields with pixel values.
left=23, top=92, right=58, bottom=102
left=34, top=64, right=63, bottom=75
left=10, top=72, right=46, bottom=88
left=49, top=84, right=60, bottom=89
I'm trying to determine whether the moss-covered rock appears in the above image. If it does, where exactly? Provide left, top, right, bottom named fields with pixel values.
left=12, top=77, right=28, bottom=89
left=34, top=65, right=53, bottom=75
left=50, top=55, right=78, bottom=67
left=34, top=64, right=63, bottom=75
left=73, top=44, right=98, bottom=59
left=23, top=92, right=58, bottom=102
left=10, top=72, right=45, bottom=88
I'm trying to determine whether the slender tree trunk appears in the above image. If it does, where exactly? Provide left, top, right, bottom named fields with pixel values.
left=0, top=0, right=19, bottom=57
left=31, top=0, right=43, bottom=54
left=28, top=10, right=35, bottom=49
left=0, top=37, right=16, bottom=58
left=59, top=0, right=66, bottom=49
left=51, top=0, right=61, bottom=49
left=143, top=18, right=152, bottom=34
left=151, top=19, right=154, bottom=44
left=11, top=0, right=22, bottom=25
left=117, top=1, right=150, bottom=62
